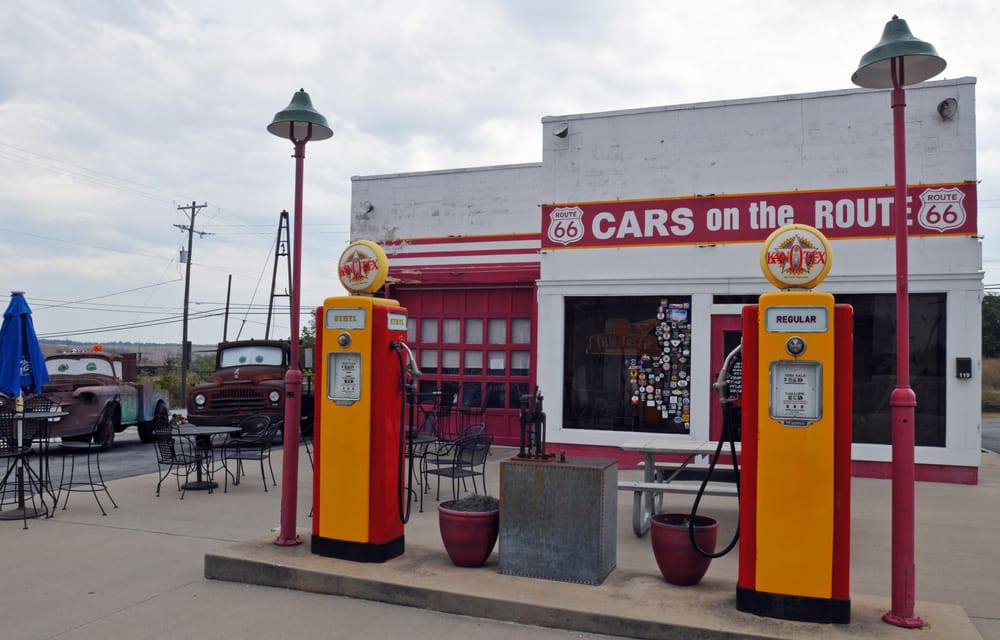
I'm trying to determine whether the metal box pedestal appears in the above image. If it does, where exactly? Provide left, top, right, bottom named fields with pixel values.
left=499, top=456, right=617, bottom=585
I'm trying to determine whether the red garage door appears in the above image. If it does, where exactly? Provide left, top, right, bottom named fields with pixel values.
left=394, top=286, right=535, bottom=445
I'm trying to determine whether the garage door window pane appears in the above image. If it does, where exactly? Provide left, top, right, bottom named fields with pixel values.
left=464, top=351, right=483, bottom=375
left=466, top=319, right=483, bottom=344
left=420, top=349, right=438, bottom=374
left=511, top=351, right=530, bottom=376
left=442, top=349, right=460, bottom=375
left=442, top=318, right=461, bottom=343
left=488, top=351, right=505, bottom=375
left=485, top=382, right=506, bottom=409
left=421, top=318, right=438, bottom=343
left=510, top=383, right=531, bottom=409
left=511, top=319, right=531, bottom=343
left=488, top=319, right=506, bottom=344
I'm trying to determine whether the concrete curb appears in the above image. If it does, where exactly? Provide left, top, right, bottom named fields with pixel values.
left=206, top=537, right=981, bottom=640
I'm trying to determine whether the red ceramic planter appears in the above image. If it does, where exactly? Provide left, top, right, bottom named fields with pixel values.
left=650, top=513, right=718, bottom=586
left=438, top=503, right=499, bottom=567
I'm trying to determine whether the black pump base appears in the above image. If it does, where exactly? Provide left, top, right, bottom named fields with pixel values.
left=737, top=586, right=850, bottom=624
left=312, top=534, right=404, bottom=563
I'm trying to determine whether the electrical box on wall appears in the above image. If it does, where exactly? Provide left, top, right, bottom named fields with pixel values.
left=956, top=357, right=973, bottom=379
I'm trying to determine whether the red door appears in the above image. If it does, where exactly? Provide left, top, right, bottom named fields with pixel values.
left=710, top=315, right=743, bottom=441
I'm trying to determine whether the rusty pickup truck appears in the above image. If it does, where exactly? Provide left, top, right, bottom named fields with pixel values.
left=40, top=349, right=171, bottom=450
left=185, top=338, right=313, bottom=433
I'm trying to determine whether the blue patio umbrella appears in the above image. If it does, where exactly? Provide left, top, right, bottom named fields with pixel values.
left=0, top=291, right=50, bottom=521
left=0, top=291, right=49, bottom=401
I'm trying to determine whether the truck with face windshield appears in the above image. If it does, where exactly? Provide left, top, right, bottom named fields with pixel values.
left=36, top=348, right=171, bottom=450
left=184, top=339, right=313, bottom=434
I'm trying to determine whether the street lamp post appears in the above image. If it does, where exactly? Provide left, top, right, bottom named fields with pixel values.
left=852, top=16, right=945, bottom=628
left=267, top=89, right=333, bottom=546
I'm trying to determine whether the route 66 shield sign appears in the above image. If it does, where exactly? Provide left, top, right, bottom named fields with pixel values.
left=547, top=206, right=585, bottom=246
left=916, top=187, right=966, bottom=232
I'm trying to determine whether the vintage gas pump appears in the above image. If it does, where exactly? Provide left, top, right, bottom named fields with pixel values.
left=312, top=240, right=415, bottom=563
left=737, top=224, right=853, bottom=624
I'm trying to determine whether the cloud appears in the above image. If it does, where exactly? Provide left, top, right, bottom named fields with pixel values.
left=0, top=0, right=997, bottom=342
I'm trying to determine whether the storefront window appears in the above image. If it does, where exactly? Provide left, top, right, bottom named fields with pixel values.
left=839, top=292, right=946, bottom=447
left=563, top=295, right=693, bottom=434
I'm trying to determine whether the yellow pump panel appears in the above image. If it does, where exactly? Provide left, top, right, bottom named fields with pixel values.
left=755, top=290, right=836, bottom=599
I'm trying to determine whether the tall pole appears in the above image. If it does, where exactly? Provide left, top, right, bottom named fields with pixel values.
left=176, top=201, right=206, bottom=409
left=851, top=17, right=944, bottom=628
left=883, top=59, right=921, bottom=628
left=275, top=134, right=310, bottom=546
left=268, top=89, right=332, bottom=548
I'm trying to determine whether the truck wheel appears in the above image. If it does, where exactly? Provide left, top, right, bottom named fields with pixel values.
left=96, top=410, right=117, bottom=452
left=138, top=401, right=169, bottom=443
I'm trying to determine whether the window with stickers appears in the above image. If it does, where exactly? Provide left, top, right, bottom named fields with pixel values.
left=563, top=295, right=693, bottom=434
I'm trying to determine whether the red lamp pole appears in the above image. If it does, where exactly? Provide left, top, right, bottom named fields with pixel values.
left=851, top=17, right=944, bottom=627
left=267, top=89, right=332, bottom=547
left=883, top=58, right=922, bottom=627
left=274, top=134, right=310, bottom=546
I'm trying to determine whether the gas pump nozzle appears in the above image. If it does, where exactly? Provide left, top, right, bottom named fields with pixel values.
left=713, top=344, right=742, bottom=405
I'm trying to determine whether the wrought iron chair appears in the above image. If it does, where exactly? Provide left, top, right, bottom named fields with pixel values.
left=23, top=394, right=59, bottom=506
left=56, top=405, right=118, bottom=516
left=458, top=394, right=487, bottom=432
left=0, top=406, right=46, bottom=528
left=220, top=418, right=281, bottom=492
left=425, top=432, right=493, bottom=501
left=152, top=429, right=202, bottom=499
left=432, top=393, right=457, bottom=441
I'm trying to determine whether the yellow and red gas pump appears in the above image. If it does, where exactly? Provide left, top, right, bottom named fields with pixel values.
left=311, top=240, right=416, bottom=563
left=737, top=224, right=853, bottom=624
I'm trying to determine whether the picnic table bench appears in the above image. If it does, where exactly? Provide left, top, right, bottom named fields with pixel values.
left=618, top=439, right=740, bottom=536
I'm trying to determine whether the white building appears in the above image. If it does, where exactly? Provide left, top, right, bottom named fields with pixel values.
left=351, top=77, right=982, bottom=483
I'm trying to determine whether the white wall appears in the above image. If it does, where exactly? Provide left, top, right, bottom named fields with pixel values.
left=540, top=79, right=976, bottom=200
left=349, top=77, right=982, bottom=469
left=535, top=78, right=981, bottom=467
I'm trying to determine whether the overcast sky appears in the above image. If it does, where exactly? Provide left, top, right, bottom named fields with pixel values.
left=1, top=1, right=997, bottom=346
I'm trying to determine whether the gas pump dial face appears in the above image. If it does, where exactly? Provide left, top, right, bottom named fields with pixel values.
left=785, top=336, right=806, bottom=357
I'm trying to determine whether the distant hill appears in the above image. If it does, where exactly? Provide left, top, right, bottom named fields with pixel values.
left=39, top=340, right=214, bottom=365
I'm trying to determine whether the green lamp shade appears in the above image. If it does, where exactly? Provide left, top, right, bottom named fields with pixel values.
left=852, top=16, right=945, bottom=89
left=268, top=89, right=333, bottom=141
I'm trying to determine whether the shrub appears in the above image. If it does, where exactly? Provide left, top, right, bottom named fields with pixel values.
left=440, top=494, right=499, bottom=512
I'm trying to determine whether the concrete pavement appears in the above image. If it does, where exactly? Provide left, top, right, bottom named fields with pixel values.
left=2, top=443, right=998, bottom=639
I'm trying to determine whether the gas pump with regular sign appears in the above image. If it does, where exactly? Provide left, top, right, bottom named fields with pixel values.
left=737, top=224, right=853, bottom=624
left=312, top=240, right=412, bottom=563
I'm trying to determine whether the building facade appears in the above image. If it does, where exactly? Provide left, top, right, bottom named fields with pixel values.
left=350, top=77, right=982, bottom=482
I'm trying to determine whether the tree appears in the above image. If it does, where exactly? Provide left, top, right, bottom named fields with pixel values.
left=983, top=293, right=1000, bottom=358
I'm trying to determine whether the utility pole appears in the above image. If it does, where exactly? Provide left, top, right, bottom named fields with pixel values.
left=266, top=210, right=292, bottom=339
left=175, top=201, right=209, bottom=408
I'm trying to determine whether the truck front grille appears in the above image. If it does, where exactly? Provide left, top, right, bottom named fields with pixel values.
left=208, top=388, right=267, bottom=411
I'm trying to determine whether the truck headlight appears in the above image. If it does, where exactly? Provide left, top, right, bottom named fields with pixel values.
left=194, top=394, right=207, bottom=407
left=268, top=390, right=281, bottom=403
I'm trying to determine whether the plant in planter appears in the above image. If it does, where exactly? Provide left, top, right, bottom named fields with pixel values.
left=437, top=494, right=500, bottom=567
left=650, top=513, right=718, bottom=586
